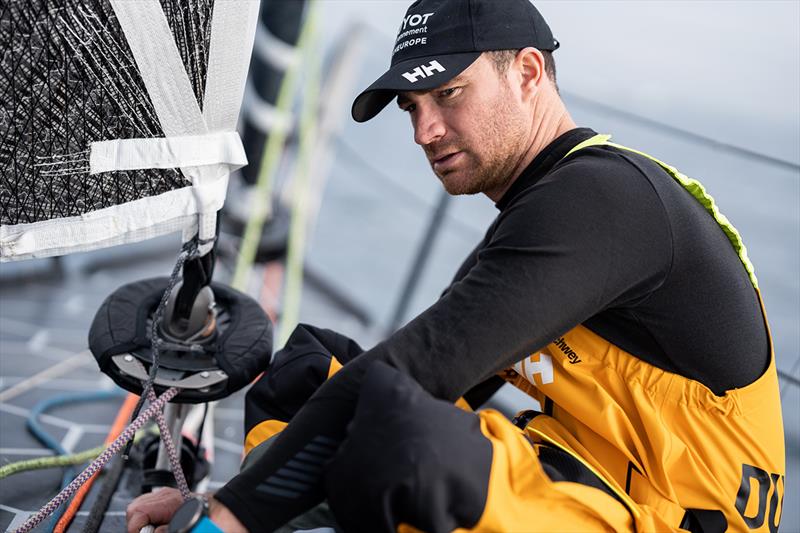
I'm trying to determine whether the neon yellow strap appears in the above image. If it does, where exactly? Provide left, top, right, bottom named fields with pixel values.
left=564, top=134, right=758, bottom=289
left=564, top=133, right=612, bottom=158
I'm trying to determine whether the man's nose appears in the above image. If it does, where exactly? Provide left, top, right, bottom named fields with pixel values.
left=413, top=105, right=446, bottom=146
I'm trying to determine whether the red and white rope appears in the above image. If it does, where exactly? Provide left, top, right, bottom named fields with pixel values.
left=147, top=388, right=191, bottom=498
left=13, top=387, right=183, bottom=533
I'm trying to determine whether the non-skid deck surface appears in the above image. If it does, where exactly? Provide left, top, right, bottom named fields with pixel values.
left=0, top=237, right=380, bottom=532
left=0, top=246, right=245, bottom=531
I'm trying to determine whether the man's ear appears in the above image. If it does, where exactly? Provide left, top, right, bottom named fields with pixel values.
left=516, top=47, right=546, bottom=99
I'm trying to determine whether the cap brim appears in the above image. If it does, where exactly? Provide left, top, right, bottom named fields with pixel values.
left=351, top=52, right=482, bottom=123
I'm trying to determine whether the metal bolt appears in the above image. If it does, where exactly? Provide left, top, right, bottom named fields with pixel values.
left=217, top=371, right=227, bottom=377
left=201, top=371, right=210, bottom=378
left=124, top=355, right=133, bottom=362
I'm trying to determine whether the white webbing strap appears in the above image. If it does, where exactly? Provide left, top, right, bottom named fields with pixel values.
left=193, top=0, right=260, bottom=253
left=203, top=1, right=261, bottom=132
left=89, top=133, right=247, bottom=174
left=109, top=0, right=258, bottom=254
left=0, top=178, right=228, bottom=261
left=110, top=0, right=219, bottom=251
left=109, top=0, right=206, bottom=137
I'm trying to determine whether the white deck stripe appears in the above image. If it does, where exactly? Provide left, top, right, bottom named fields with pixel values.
left=6, top=515, right=31, bottom=531
left=60, top=426, right=84, bottom=453
left=0, top=403, right=109, bottom=434
left=0, top=350, right=92, bottom=403
left=0, top=448, right=55, bottom=456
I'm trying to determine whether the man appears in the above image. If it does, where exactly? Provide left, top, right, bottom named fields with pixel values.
left=128, top=0, right=785, bottom=531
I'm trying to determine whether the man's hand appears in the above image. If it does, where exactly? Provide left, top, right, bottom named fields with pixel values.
left=126, top=489, right=248, bottom=533
left=126, top=488, right=184, bottom=533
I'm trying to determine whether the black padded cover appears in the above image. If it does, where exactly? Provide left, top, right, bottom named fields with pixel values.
left=89, top=277, right=272, bottom=402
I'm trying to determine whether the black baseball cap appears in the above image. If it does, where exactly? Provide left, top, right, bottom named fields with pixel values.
left=351, top=0, right=559, bottom=123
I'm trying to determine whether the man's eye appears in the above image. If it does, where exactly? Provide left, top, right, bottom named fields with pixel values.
left=402, top=104, right=416, bottom=113
left=439, top=87, right=460, bottom=98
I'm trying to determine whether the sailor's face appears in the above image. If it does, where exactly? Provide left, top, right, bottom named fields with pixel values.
left=398, top=54, right=528, bottom=198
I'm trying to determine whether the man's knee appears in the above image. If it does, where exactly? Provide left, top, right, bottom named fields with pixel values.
left=325, top=362, right=492, bottom=533
left=244, top=324, right=364, bottom=454
left=246, top=324, right=356, bottom=420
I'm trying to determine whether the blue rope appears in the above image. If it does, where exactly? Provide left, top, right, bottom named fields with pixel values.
left=27, top=388, right=127, bottom=531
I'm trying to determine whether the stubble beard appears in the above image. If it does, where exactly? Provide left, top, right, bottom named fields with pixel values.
left=434, top=85, right=527, bottom=197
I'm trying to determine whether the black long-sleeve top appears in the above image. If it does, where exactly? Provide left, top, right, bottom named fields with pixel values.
left=215, top=127, right=769, bottom=531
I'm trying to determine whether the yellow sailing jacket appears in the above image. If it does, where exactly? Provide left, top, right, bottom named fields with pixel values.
left=504, top=135, right=785, bottom=532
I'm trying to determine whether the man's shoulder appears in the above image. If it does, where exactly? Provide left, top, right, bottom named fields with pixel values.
left=506, top=144, right=669, bottom=217
left=551, top=143, right=666, bottom=183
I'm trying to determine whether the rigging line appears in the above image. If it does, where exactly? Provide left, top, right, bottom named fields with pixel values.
left=562, top=90, right=800, bottom=173
left=81, top=452, right=125, bottom=533
left=25, top=389, right=127, bottom=532
left=0, top=450, right=101, bottom=478
left=0, top=428, right=151, bottom=480
left=231, top=0, right=316, bottom=291
left=12, top=386, right=180, bottom=533
left=122, top=237, right=199, bottom=460
left=278, top=1, right=321, bottom=347
left=53, top=392, right=139, bottom=533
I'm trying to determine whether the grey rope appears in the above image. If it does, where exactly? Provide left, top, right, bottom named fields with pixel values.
left=123, top=239, right=201, bottom=458
left=122, top=235, right=214, bottom=458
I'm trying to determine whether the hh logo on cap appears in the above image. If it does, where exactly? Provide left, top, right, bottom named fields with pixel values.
left=402, top=60, right=446, bottom=83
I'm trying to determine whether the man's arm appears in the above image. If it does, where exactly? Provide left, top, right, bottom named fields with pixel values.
left=214, top=161, right=672, bottom=531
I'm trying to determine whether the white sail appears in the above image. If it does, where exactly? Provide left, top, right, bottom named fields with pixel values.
left=0, top=0, right=260, bottom=261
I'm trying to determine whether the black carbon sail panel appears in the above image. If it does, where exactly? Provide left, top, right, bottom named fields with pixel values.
left=0, top=0, right=215, bottom=226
